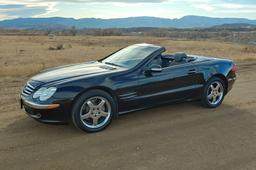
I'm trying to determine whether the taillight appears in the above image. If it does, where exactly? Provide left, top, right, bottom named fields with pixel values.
left=231, top=64, right=238, bottom=74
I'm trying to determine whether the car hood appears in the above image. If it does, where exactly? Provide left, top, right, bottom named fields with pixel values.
left=31, top=61, right=121, bottom=83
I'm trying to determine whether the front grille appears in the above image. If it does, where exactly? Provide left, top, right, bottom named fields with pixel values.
left=22, top=83, right=36, bottom=96
left=22, top=80, right=42, bottom=96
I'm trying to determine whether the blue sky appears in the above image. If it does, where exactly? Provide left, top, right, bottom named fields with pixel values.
left=0, top=0, right=255, bottom=20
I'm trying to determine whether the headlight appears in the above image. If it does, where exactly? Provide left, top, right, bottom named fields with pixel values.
left=33, top=87, right=57, bottom=101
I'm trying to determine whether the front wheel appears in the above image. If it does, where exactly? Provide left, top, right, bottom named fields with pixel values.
left=71, top=90, right=116, bottom=133
left=201, top=77, right=225, bottom=108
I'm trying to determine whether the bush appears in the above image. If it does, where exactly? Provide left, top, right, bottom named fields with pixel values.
left=49, top=44, right=72, bottom=50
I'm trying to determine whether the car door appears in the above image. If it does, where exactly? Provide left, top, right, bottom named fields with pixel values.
left=136, top=61, right=203, bottom=108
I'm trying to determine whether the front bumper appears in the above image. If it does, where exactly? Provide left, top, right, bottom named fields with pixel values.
left=21, top=97, right=60, bottom=110
left=20, top=96, right=71, bottom=123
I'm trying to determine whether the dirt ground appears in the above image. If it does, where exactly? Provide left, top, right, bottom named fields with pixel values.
left=0, top=36, right=256, bottom=170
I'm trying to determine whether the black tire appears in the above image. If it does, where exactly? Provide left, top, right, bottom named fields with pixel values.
left=71, top=89, right=117, bottom=133
left=201, top=77, right=225, bottom=108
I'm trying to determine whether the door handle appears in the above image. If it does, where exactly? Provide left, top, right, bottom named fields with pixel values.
left=188, top=69, right=197, bottom=75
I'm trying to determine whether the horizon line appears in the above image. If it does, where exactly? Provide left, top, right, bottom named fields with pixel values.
left=1, top=15, right=255, bottom=22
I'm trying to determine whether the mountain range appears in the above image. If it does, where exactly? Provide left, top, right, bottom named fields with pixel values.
left=0, top=15, right=256, bottom=29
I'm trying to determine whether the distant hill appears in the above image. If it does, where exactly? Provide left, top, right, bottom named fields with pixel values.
left=0, top=15, right=256, bottom=29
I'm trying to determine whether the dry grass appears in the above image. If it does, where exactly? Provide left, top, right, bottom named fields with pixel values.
left=0, top=35, right=255, bottom=77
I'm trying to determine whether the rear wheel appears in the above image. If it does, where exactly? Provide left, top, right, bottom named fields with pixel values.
left=202, top=77, right=225, bottom=108
left=72, top=90, right=116, bottom=133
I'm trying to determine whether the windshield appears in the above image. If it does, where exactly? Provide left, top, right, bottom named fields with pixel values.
left=102, top=44, right=159, bottom=68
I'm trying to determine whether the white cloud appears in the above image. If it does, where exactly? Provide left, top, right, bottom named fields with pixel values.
left=192, top=1, right=256, bottom=16
left=0, top=0, right=256, bottom=20
left=33, top=2, right=58, bottom=17
left=215, top=3, right=244, bottom=9
left=0, top=0, right=167, bottom=4
left=0, top=1, right=58, bottom=19
left=0, top=13, right=16, bottom=20
left=0, top=0, right=169, bottom=18
left=195, top=4, right=214, bottom=12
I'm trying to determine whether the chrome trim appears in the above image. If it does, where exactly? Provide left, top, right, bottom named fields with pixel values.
left=26, top=86, right=34, bottom=92
left=22, top=92, right=29, bottom=96
left=24, top=89, right=32, bottom=94
left=27, top=83, right=35, bottom=90
left=21, top=96, right=59, bottom=110
left=118, top=107, right=147, bottom=115
left=119, top=92, right=138, bottom=100
left=22, top=82, right=36, bottom=96
left=29, top=113, right=42, bottom=119
left=38, top=120, right=64, bottom=123
left=131, top=84, right=203, bottom=100
left=119, top=92, right=137, bottom=97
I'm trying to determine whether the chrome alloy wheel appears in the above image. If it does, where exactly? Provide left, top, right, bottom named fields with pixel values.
left=207, top=81, right=224, bottom=105
left=80, top=96, right=111, bottom=129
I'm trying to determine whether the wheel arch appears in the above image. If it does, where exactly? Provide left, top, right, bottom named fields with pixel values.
left=71, top=86, right=119, bottom=117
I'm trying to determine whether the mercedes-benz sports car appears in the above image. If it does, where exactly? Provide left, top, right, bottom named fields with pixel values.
left=20, top=43, right=237, bottom=132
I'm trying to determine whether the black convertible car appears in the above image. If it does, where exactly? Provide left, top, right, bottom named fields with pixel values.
left=20, top=43, right=237, bottom=132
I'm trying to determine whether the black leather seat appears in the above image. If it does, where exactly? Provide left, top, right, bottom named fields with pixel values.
left=150, top=53, right=188, bottom=68
left=174, top=52, right=188, bottom=62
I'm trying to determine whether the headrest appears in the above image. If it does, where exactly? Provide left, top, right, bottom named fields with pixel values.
left=174, top=52, right=188, bottom=62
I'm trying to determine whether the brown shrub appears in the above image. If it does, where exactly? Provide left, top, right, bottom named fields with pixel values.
left=49, top=44, right=72, bottom=50
left=242, top=46, right=256, bottom=53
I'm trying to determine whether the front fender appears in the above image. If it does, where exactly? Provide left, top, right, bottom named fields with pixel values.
left=51, top=75, right=116, bottom=103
